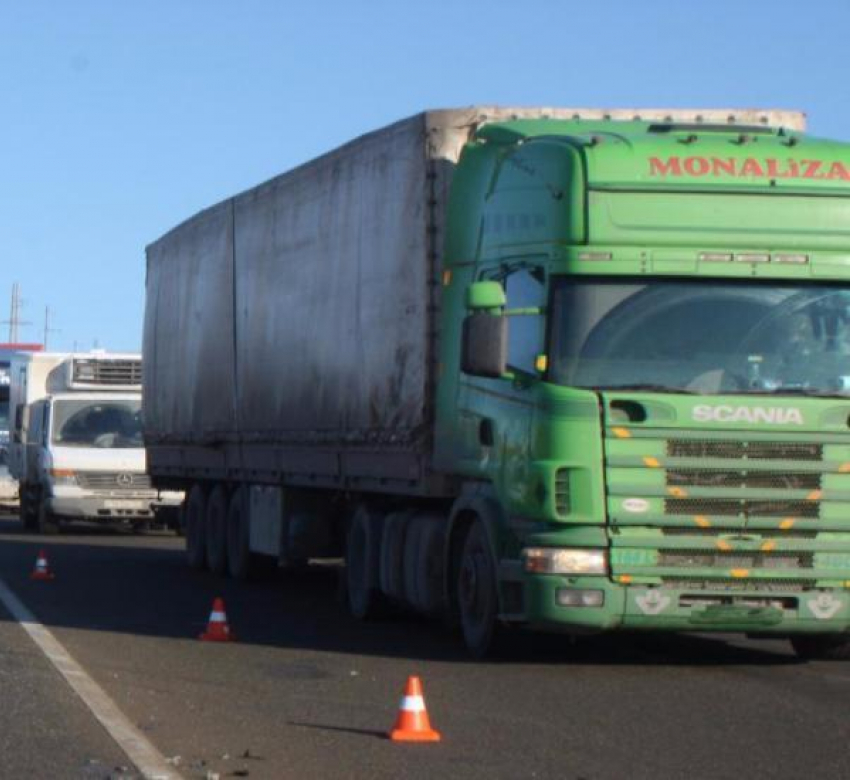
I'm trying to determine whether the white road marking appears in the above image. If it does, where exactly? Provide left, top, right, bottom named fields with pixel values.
left=0, top=577, right=179, bottom=780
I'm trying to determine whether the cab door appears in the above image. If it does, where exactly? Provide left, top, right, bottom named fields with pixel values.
left=456, top=264, right=546, bottom=508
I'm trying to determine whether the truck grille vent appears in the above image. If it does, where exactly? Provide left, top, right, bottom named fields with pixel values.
left=72, top=358, right=142, bottom=387
left=666, top=440, right=823, bottom=461
left=555, top=469, right=570, bottom=516
left=658, top=550, right=813, bottom=569
left=665, top=498, right=820, bottom=519
left=662, top=578, right=807, bottom=592
left=76, top=472, right=152, bottom=489
left=666, top=469, right=821, bottom=490
left=660, top=527, right=818, bottom=539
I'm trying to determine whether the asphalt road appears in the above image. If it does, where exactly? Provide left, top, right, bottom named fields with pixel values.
left=0, top=509, right=847, bottom=780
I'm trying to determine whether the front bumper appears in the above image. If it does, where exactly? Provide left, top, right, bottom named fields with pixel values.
left=47, top=493, right=169, bottom=521
left=519, top=573, right=850, bottom=635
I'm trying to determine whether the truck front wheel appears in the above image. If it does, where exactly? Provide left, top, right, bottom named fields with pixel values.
left=19, top=485, right=37, bottom=531
left=791, top=634, right=850, bottom=660
left=185, top=485, right=207, bottom=570
left=36, top=498, right=59, bottom=535
left=345, top=505, right=386, bottom=620
left=457, top=521, right=499, bottom=658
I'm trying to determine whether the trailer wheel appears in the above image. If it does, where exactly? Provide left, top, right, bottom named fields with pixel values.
left=791, top=634, right=850, bottom=661
left=205, top=485, right=229, bottom=576
left=185, top=484, right=207, bottom=570
left=345, top=505, right=386, bottom=620
left=380, top=510, right=412, bottom=603
left=403, top=514, right=428, bottom=611
left=457, top=520, right=499, bottom=658
left=415, top=516, right=445, bottom=616
left=226, top=486, right=251, bottom=580
left=36, top=497, right=59, bottom=535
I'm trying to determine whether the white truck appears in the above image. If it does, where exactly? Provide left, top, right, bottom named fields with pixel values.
left=9, top=351, right=182, bottom=533
left=0, top=363, right=16, bottom=502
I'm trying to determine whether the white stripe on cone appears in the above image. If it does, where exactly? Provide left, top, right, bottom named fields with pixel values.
left=400, top=695, right=426, bottom=712
left=209, top=611, right=227, bottom=621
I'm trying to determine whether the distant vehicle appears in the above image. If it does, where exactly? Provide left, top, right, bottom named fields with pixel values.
left=0, top=343, right=44, bottom=502
left=145, top=106, right=850, bottom=660
left=0, top=363, right=15, bottom=501
left=8, top=351, right=182, bottom=532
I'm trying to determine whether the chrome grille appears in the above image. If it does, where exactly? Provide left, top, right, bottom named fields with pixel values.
left=76, top=472, right=152, bottom=489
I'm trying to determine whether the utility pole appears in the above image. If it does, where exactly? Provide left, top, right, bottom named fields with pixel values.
left=43, top=306, right=60, bottom=350
left=9, top=283, right=18, bottom=342
left=3, top=283, right=31, bottom=342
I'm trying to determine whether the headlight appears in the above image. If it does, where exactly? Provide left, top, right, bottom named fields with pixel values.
left=48, top=468, right=78, bottom=486
left=522, top=547, right=608, bottom=575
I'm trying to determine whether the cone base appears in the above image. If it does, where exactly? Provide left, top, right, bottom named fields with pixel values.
left=30, top=572, right=55, bottom=581
left=198, top=630, right=236, bottom=642
left=389, top=728, right=441, bottom=742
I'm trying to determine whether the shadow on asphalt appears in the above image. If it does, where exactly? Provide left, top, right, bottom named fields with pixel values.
left=0, top=515, right=804, bottom=668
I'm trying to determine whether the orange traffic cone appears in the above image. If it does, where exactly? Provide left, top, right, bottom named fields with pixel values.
left=199, top=597, right=236, bottom=642
left=389, top=676, right=441, bottom=742
left=30, top=549, right=55, bottom=581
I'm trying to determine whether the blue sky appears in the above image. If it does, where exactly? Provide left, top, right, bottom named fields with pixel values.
left=2, top=0, right=849, bottom=351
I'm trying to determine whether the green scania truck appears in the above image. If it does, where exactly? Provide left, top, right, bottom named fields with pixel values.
left=144, top=107, right=850, bottom=658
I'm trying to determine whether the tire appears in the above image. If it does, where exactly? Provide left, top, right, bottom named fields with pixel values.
left=36, top=497, right=60, bottom=535
left=205, top=485, right=229, bottom=576
left=380, top=511, right=411, bottom=603
left=416, top=517, right=445, bottom=616
left=457, top=520, right=500, bottom=659
left=19, top=485, right=37, bottom=531
left=185, top=484, right=207, bottom=570
left=403, top=514, right=428, bottom=612
left=227, top=486, right=251, bottom=580
left=791, top=634, right=850, bottom=661
left=345, top=505, right=386, bottom=620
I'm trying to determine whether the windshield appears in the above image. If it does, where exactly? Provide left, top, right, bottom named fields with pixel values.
left=548, top=277, right=850, bottom=396
left=51, top=399, right=143, bottom=448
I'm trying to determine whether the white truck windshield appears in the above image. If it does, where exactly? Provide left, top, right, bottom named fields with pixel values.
left=549, top=278, right=850, bottom=396
left=51, top=399, right=143, bottom=448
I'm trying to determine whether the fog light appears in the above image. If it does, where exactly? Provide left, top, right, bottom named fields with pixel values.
left=556, top=588, right=605, bottom=608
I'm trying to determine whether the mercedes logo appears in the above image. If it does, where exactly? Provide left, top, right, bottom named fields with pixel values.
left=116, top=473, right=133, bottom=487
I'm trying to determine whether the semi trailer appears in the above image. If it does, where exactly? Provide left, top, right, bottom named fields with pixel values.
left=9, top=351, right=182, bottom=533
left=144, top=107, right=850, bottom=658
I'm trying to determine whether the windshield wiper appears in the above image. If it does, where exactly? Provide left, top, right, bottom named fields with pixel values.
left=596, top=384, right=697, bottom=395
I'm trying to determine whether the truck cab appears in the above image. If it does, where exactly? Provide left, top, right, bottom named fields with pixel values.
left=10, top=352, right=182, bottom=533
left=436, top=114, right=850, bottom=658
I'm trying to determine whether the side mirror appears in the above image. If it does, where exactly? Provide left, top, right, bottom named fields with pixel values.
left=466, top=280, right=506, bottom=311
left=461, top=313, right=507, bottom=377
